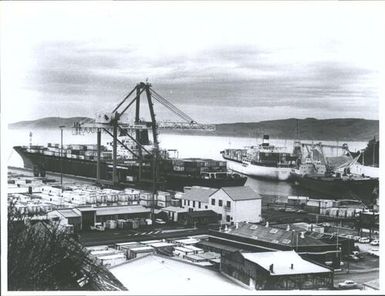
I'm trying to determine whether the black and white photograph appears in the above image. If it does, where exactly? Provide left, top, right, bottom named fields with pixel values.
left=1, top=1, right=383, bottom=294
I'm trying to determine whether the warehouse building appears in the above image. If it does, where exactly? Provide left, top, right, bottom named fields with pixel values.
left=48, top=205, right=151, bottom=230
left=221, top=250, right=333, bottom=290
left=208, top=222, right=343, bottom=269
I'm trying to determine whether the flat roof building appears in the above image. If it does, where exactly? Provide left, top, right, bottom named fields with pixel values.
left=221, top=250, right=333, bottom=290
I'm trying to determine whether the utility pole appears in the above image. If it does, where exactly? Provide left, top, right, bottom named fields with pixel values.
left=59, top=126, right=65, bottom=207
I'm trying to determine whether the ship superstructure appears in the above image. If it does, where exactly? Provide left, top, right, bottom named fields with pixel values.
left=221, top=135, right=301, bottom=181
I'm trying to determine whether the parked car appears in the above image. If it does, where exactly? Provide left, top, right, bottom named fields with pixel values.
left=353, top=236, right=361, bottom=242
left=347, top=255, right=360, bottom=262
left=370, top=239, right=379, bottom=246
left=155, top=218, right=166, bottom=225
left=338, top=280, right=358, bottom=289
left=358, top=237, right=370, bottom=243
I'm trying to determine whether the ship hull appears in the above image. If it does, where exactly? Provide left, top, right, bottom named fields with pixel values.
left=13, top=146, right=247, bottom=190
left=225, top=159, right=293, bottom=181
left=295, top=175, right=379, bottom=205
left=165, top=173, right=247, bottom=191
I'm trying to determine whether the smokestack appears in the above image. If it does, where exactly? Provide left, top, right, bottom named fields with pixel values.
left=262, top=135, right=270, bottom=146
left=269, top=264, right=274, bottom=273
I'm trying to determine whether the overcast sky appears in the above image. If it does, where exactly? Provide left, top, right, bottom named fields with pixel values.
left=1, top=2, right=384, bottom=124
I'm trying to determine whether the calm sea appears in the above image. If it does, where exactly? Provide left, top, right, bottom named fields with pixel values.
left=6, top=128, right=368, bottom=198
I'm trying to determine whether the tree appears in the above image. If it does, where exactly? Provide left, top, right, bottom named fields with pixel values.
left=7, top=202, right=126, bottom=291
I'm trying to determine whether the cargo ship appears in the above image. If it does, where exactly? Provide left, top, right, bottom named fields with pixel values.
left=220, top=135, right=301, bottom=181
left=13, top=141, right=247, bottom=191
left=291, top=142, right=379, bottom=205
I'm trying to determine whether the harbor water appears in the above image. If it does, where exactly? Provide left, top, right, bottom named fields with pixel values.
left=6, top=127, right=369, bottom=199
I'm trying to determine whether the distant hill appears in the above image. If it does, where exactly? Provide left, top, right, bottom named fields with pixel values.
left=8, top=117, right=94, bottom=129
left=9, top=117, right=379, bottom=141
left=213, top=118, right=379, bottom=141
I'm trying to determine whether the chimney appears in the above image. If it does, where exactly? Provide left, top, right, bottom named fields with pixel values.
left=263, top=135, right=270, bottom=145
left=224, top=225, right=228, bottom=232
left=235, top=222, right=239, bottom=229
left=300, top=232, right=305, bottom=239
left=290, top=263, right=294, bottom=270
left=286, top=224, right=290, bottom=231
left=265, top=221, right=269, bottom=228
left=269, top=264, right=274, bottom=273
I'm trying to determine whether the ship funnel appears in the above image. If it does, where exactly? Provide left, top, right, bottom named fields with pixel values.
left=262, top=135, right=270, bottom=147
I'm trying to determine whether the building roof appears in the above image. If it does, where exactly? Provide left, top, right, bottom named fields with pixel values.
left=57, top=209, right=81, bottom=218
left=182, top=187, right=217, bottom=203
left=197, top=240, right=240, bottom=253
left=224, top=222, right=329, bottom=247
left=161, top=206, right=188, bottom=213
left=216, top=186, right=261, bottom=201
left=242, top=251, right=331, bottom=275
left=110, top=254, right=255, bottom=294
left=77, top=205, right=151, bottom=216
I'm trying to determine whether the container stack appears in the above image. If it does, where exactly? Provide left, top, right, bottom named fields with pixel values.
left=156, top=191, right=172, bottom=208
left=223, top=149, right=248, bottom=162
left=139, top=192, right=154, bottom=207
left=171, top=158, right=227, bottom=175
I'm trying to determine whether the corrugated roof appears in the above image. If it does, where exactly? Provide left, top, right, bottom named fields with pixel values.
left=242, top=251, right=331, bottom=275
left=227, top=222, right=329, bottom=247
left=57, top=209, right=81, bottom=218
left=218, top=186, right=261, bottom=201
left=182, top=187, right=217, bottom=203
left=161, top=206, right=188, bottom=213
left=94, top=205, right=151, bottom=216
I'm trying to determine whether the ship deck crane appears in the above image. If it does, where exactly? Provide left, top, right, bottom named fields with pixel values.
left=72, top=81, right=215, bottom=223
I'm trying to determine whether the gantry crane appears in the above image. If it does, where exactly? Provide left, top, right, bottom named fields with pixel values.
left=72, top=81, right=215, bottom=222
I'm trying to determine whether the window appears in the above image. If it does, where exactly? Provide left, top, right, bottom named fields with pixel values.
left=211, top=199, right=215, bottom=206
left=226, top=215, right=231, bottom=222
left=184, top=200, right=186, bottom=206
left=226, top=201, right=231, bottom=208
left=205, top=205, right=208, bottom=209
left=218, top=214, right=222, bottom=220
left=219, top=200, right=223, bottom=207
left=188, top=200, right=190, bottom=206
left=193, top=201, right=195, bottom=207
left=198, top=202, right=201, bottom=209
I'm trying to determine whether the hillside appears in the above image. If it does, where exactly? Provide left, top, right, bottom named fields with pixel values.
left=9, top=117, right=379, bottom=141
left=8, top=117, right=94, bottom=129
left=213, top=118, right=379, bottom=141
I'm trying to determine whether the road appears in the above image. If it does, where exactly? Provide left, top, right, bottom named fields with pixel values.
left=334, top=270, right=379, bottom=289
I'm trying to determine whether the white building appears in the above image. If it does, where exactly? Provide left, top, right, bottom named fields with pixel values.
left=209, top=186, right=262, bottom=224
left=181, top=187, right=216, bottom=211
